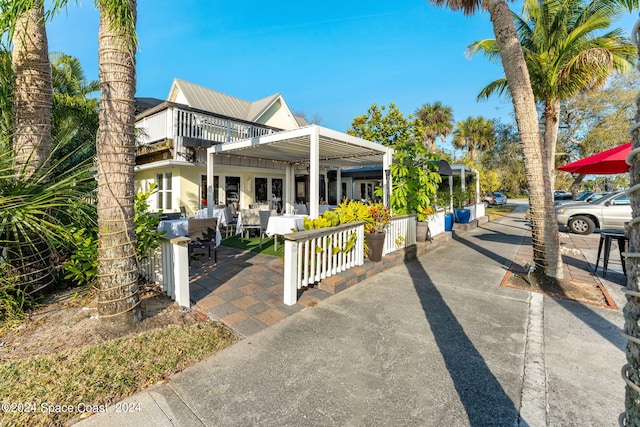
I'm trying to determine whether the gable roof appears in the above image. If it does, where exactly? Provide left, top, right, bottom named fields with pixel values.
left=168, top=78, right=283, bottom=123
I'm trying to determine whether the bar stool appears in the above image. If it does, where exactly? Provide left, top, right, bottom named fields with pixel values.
left=595, top=229, right=628, bottom=277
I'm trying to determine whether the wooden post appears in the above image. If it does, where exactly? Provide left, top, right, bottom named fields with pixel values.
left=171, top=236, right=191, bottom=308
left=283, top=238, right=298, bottom=306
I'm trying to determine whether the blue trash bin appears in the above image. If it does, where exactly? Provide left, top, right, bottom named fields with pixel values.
left=444, top=213, right=454, bottom=231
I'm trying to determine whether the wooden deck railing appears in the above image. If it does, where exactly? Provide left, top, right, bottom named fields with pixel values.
left=283, top=222, right=365, bottom=305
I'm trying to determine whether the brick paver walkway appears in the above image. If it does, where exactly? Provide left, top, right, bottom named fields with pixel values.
left=188, top=233, right=452, bottom=337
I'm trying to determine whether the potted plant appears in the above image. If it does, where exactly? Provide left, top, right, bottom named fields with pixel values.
left=452, top=189, right=471, bottom=224
left=416, top=205, right=434, bottom=242
left=365, top=203, right=391, bottom=262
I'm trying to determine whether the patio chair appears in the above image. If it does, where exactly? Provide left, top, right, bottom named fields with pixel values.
left=240, top=208, right=261, bottom=240
left=294, top=203, right=308, bottom=215
left=187, top=218, right=218, bottom=265
left=223, top=206, right=238, bottom=237
left=258, top=209, right=272, bottom=248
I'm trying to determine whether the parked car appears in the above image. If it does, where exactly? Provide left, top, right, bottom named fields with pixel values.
left=553, top=190, right=573, bottom=201
left=482, top=192, right=507, bottom=207
left=554, top=191, right=610, bottom=206
left=555, top=191, right=631, bottom=234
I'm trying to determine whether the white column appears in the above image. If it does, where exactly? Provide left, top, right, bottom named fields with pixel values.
left=285, top=162, right=295, bottom=214
left=207, top=151, right=214, bottom=218
left=461, top=168, right=466, bottom=193
left=309, top=127, right=320, bottom=219
left=336, top=168, right=342, bottom=203
left=475, top=170, right=480, bottom=203
left=383, top=148, right=394, bottom=210
left=449, top=175, right=454, bottom=212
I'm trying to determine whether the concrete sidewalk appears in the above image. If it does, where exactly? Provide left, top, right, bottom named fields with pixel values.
left=76, top=202, right=626, bottom=426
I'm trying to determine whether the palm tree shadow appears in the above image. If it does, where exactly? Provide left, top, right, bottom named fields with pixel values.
left=407, top=260, right=522, bottom=426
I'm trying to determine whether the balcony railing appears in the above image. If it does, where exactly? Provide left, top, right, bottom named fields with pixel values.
left=135, top=106, right=279, bottom=163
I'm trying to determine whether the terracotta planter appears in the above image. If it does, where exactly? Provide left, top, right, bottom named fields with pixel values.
left=365, top=232, right=386, bottom=262
left=416, top=221, right=431, bottom=242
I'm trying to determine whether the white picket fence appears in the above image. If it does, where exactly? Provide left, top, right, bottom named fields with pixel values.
left=282, top=222, right=365, bottom=305
left=383, top=214, right=417, bottom=256
left=138, top=234, right=191, bottom=308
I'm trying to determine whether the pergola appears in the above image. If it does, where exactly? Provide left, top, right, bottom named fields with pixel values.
left=205, top=125, right=394, bottom=218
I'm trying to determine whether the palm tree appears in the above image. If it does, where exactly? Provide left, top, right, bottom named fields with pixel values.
left=468, top=0, right=635, bottom=190
left=10, top=0, right=52, bottom=178
left=430, top=0, right=561, bottom=277
left=50, top=52, right=99, bottom=173
left=453, top=116, right=495, bottom=161
left=0, top=0, right=56, bottom=291
left=415, top=102, right=455, bottom=151
left=95, top=0, right=140, bottom=326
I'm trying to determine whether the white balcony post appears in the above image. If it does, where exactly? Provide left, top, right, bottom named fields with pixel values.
left=383, top=148, right=394, bottom=210
left=171, top=236, right=191, bottom=308
left=283, top=239, right=298, bottom=305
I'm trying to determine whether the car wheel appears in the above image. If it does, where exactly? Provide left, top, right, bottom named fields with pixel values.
left=568, top=215, right=595, bottom=235
left=483, top=200, right=490, bottom=208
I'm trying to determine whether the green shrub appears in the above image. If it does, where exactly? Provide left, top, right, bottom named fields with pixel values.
left=63, top=185, right=164, bottom=287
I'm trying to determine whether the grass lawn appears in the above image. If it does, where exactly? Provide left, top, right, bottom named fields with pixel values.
left=0, top=322, right=236, bottom=427
left=221, top=234, right=284, bottom=258
left=486, top=204, right=517, bottom=221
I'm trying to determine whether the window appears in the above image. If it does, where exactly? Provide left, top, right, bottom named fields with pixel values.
left=156, top=172, right=172, bottom=210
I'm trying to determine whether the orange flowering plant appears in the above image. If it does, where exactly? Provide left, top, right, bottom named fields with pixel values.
left=366, top=203, right=391, bottom=234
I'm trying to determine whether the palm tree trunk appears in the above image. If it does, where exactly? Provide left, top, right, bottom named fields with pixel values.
left=544, top=99, right=561, bottom=192
left=623, top=18, right=640, bottom=420
left=485, top=0, right=562, bottom=278
left=12, top=0, right=51, bottom=177
left=10, top=0, right=54, bottom=292
left=624, top=115, right=640, bottom=425
left=96, top=0, right=141, bottom=327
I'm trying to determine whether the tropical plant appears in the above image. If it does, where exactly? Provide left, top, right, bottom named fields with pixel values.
left=50, top=52, right=99, bottom=173
left=453, top=116, right=495, bottom=161
left=415, top=101, right=455, bottom=151
left=0, top=140, right=95, bottom=294
left=366, top=203, right=391, bottom=234
left=64, top=185, right=164, bottom=287
left=430, top=0, right=559, bottom=278
left=95, top=0, right=140, bottom=326
left=469, top=0, right=635, bottom=188
left=348, top=103, right=442, bottom=222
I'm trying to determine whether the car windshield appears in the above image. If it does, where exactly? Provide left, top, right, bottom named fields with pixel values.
left=590, top=191, right=622, bottom=205
left=576, top=192, right=592, bottom=201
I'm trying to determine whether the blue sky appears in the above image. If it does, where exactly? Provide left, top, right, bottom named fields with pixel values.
left=46, top=1, right=639, bottom=152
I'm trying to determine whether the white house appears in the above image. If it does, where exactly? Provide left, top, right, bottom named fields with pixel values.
left=135, top=79, right=393, bottom=218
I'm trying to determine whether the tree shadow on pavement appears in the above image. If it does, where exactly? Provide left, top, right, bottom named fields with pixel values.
left=456, top=233, right=623, bottom=349
left=408, top=259, right=522, bottom=426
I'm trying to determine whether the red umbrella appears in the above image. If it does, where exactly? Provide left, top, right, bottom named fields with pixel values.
left=557, top=142, right=631, bottom=175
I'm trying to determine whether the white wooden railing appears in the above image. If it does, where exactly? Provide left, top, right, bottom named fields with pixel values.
left=138, top=234, right=191, bottom=308
left=383, top=214, right=417, bottom=256
left=136, top=109, right=169, bottom=144
left=283, top=222, right=365, bottom=305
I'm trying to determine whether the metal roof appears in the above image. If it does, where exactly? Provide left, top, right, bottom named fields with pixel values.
left=172, top=78, right=281, bottom=122
left=208, top=125, right=392, bottom=169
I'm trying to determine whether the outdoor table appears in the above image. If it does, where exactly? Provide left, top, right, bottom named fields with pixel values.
left=595, top=229, right=628, bottom=277
left=266, top=214, right=306, bottom=250
left=158, top=218, right=221, bottom=246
